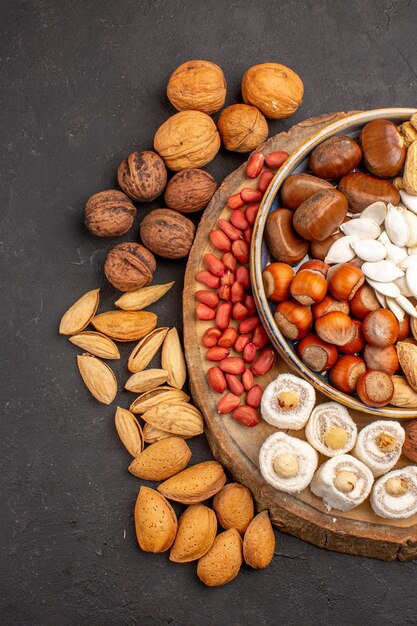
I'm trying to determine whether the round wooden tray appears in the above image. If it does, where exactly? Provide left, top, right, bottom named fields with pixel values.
left=183, top=112, right=417, bottom=561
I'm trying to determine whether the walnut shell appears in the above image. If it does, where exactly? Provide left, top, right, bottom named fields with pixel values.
left=164, top=169, right=217, bottom=213
left=140, top=209, right=195, bottom=259
left=84, top=190, right=136, bottom=237
left=242, top=63, right=304, bottom=119
left=154, top=111, right=220, bottom=171
left=104, top=242, right=156, bottom=292
left=217, top=104, right=268, bottom=153
left=167, top=60, right=226, bottom=115
left=117, top=151, right=167, bottom=202
left=403, top=420, right=417, bottom=463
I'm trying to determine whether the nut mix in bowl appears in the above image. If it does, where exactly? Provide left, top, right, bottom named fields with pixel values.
left=251, top=108, right=417, bottom=417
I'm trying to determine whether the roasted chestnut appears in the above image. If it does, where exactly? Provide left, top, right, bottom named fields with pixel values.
left=293, top=189, right=348, bottom=242
left=309, top=135, right=362, bottom=179
left=265, top=208, right=309, bottom=265
left=361, top=120, right=406, bottom=179
left=338, top=172, right=400, bottom=214
left=280, top=173, right=333, bottom=211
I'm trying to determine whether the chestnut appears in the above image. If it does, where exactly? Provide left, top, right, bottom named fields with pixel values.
left=356, top=370, right=394, bottom=408
left=310, top=231, right=344, bottom=261
left=290, top=269, right=327, bottom=306
left=330, top=355, right=366, bottom=394
left=362, top=309, right=399, bottom=347
left=327, top=263, right=365, bottom=301
left=293, top=189, right=348, bottom=242
left=265, top=208, right=309, bottom=265
left=338, top=172, right=400, bottom=214
left=364, top=344, right=399, bottom=375
left=297, top=334, right=338, bottom=372
left=361, top=120, right=406, bottom=179
left=280, top=173, right=333, bottom=211
left=338, top=320, right=366, bottom=355
left=298, top=259, right=330, bottom=277
left=274, top=299, right=313, bottom=341
left=309, top=135, right=362, bottom=180
left=315, top=311, right=357, bottom=346
left=262, top=262, right=295, bottom=302
left=312, top=294, right=350, bottom=320
left=349, top=283, right=380, bottom=320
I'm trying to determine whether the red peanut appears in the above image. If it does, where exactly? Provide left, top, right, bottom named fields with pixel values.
left=230, top=210, right=249, bottom=230
left=243, top=342, right=257, bottom=363
left=215, top=301, right=232, bottom=330
left=225, top=373, right=244, bottom=396
left=203, top=254, right=225, bottom=277
left=239, top=316, right=260, bottom=334
left=206, top=346, right=230, bottom=361
left=219, top=357, right=246, bottom=375
left=247, top=384, right=263, bottom=408
left=251, top=347, right=276, bottom=376
left=257, top=170, right=275, bottom=193
left=220, top=270, right=235, bottom=286
left=196, top=270, right=220, bottom=289
left=227, top=193, right=245, bottom=210
left=210, top=229, right=232, bottom=252
left=245, top=152, right=265, bottom=178
left=243, top=227, right=253, bottom=245
left=231, top=281, right=246, bottom=303
left=264, top=150, right=289, bottom=169
left=203, top=327, right=221, bottom=348
left=244, top=295, right=257, bottom=316
left=240, top=188, right=263, bottom=203
left=236, top=266, right=251, bottom=290
left=234, top=334, right=250, bottom=353
left=217, top=393, right=241, bottom=414
left=221, top=252, right=237, bottom=272
left=196, top=303, right=216, bottom=320
left=245, top=203, right=260, bottom=226
left=232, top=240, right=249, bottom=263
left=218, top=219, right=242, bottom=242
left=252, top=325, right=269, bottom=349
left=207, top=367, right=227, bottom=393
left=232, top=405, right=260, bottom=427
left=195, top=290, right=219, bottom=308
left=242, top=369, right=254, bottom=391
left=218, top=284, right=231, bottom=300
left=218, top=327, right=238, bottom=348
left=232, top=302, right=248, bottom=320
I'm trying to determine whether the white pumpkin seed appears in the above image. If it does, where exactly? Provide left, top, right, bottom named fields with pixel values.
left=406, top=267, right=417, bottom=298
left=395, top=276, right=413, bottom=297
left=366, top=279, right=400, bottom=298
left=351, top=239, right=386, bottom=262
left=397, top=295, right=417, bottom=318
left=400, top=190, right=417, bottom=215
left=324, top=236, right=358, bottom=264
left=385, top=297, right=405, bottom=322
left=399, top=255, right=417, bottom=270
left=385, top=203, right=408, bottom=247
left=402, top=208, right=417, bottom=247
left=378, top=231, right=391, bottom=245
left=360, top=201, right=387, bottom=225
left=340, top=219, right=380, bottom=240
left=362, top=261, right=404, bottom=283
left=385, top=243, right=408, bottom=265
left=408, top=247, right=417, bottom=256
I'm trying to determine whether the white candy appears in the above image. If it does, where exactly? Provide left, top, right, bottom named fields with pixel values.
left=371, top=467, right=417, bottom=520
left=261, top=373, right=315, bottom=430
left=305, top=402, right=357, bottom=458
left=353, top=421, right=405, bottom=477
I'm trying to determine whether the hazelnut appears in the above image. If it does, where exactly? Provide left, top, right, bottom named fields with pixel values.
left=277, top=390, right=299, bottom=410
left=164, top=169, right=217, bottom=213
left=334, top=470, right=357, bottom=493
left=140, top=209, right=196, bottom=259
left=167, top=60, right=226, bottom=115
left=323, top=426, right=349, bottom=451
left=241, top=63, right=304, bottom=119
left=385, top=477, right=408, bottom=497
left=273, top=453, right=299, bottom=478
left=117, top=151, right=167, bottom=202
left=217, top=104, right=268, bottom=153
left=104, top=242, right=156, bottom=292
left=154, top=111, right=220, bottom=171
left=84, top=190, right=136, bottom=237
left=403, top=420, right=417, bottom=462
left=376, top=432, right=397, bottom=453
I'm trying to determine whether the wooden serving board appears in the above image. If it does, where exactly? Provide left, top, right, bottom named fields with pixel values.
left=183, top=112, right=417, bottom=561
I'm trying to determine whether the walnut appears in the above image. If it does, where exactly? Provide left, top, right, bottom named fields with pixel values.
left=241, top=63, right=304, bottom=119
left=154, top=111, right=220, bottom=171
left=167, top=60, right=226, bottom=115
left=117, top=151, right=167, bottom=202
left=403, top=420, right=417, bottom=462
left=164, top=169, right=217, bottom=213
left=140, top=209, right=195, bottom=259
left=84, top=190, right=136, bottom=237
left=104, top=242, right=156, bottom=292
left=217, top=104, right=268, bottom=153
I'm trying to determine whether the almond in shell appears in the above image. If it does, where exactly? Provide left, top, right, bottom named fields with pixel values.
left=69, top=331, right=120, bottom=359
left=157, top=461, right=226, bottom=504
left=128, top=327, right=169, bottom=373
left=115, top=281, right=175, bottom=311
left=243, top=511, right=275, bottom=569
left=391, top=375, right=417, bottom=408
left=161, top=328, right=187, bottom=389
left=59, top=288, right=99, bottom=335
left=129, top=437, right=191, bottom=480
left=213, top=483, right=254, bottom=535
left=135, top=486, right=177, bottom=553
left=76, top=353, right=117, bottom=404
left=141, top=402, right=204, bottom=437
left=114, top=407, right=144, bottom=456
left=91, top=310, right=157, bottom=342
left=197, top=528, right=243, bottom=587
left=129, top=386, right=190, bottom=414
left=169, top=504, right=217, bottom=563
left=125, top=369, right=169, bottom=393
left=396, top=341, right=417, bottom=392
left=142, top=423, right=175, bottom=444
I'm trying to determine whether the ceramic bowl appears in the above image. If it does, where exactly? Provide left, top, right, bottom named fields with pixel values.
left=251, top=108, right=417, bottom=417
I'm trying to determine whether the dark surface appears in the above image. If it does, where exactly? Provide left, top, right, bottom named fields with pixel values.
left=1, top=1, right=416, bottom=624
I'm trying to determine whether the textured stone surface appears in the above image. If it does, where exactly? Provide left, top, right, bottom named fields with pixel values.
left=0, top=0, right=416, bottom=624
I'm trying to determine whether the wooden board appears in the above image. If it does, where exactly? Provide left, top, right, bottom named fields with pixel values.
left=183, top=112, right=417, bottom=561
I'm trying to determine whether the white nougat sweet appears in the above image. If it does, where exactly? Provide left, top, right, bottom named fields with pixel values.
left=310, top=455, right=374, bottom=512
left=261, top=373, right=315, bottom=430
left=371, top=466, right=417, bottom=520
left=305, top=402, right=357, bottom=458
left=259, top=432, right=318, bottom=494
left=353, top=421, right=405, bottom=477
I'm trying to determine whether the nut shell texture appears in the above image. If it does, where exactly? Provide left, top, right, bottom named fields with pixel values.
left=104, top=242, right=156, bottom=292
left=167, top=60, right=226, bottom=114
left=197, top=528, right=243, bottom=587
left=117, top=151, right=167, bottom=202
left=154, top=110, right=220, bottom=170
left=84, top=190, right=136, bottom=237
left=164, top=169, right=217, bottom=213
left=134, top=486, right=177, bottom=553
left=140, top=209, right=195, bottom=259
left=169, top=504, right=217, bottom=563
left=213, top=483, right=254, bottom=535
left=217, top=104, right=268, bottom=153
left=243, top=511, right=275, bottom=569
left=241, top=63, right=304, bottom=119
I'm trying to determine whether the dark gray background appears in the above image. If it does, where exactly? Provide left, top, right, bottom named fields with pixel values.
left=1, top=0, right=416, bottom=624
